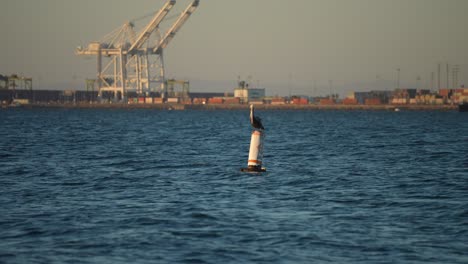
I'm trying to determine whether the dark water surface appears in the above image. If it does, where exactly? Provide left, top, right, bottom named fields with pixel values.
left=0, top=108, right=467, bottom=263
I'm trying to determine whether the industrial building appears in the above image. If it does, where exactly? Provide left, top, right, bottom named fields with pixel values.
left=233, top=80, right=266, bottom=103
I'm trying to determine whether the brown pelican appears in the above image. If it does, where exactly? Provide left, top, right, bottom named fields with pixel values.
left=250, top=104, right=264, bottom=130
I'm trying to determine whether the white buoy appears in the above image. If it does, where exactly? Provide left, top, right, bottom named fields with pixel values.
left=242, top=130, right=266, bottom=172
left=248, top=130, right=263, bottom=167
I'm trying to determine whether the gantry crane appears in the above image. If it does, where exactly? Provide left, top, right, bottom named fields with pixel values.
left=76, top=0, right=199, bottom=100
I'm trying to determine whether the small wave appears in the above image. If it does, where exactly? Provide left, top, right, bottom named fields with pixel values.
left=187, top=212, right=218, bottom=221
left=134, top=217, right=171, bottom=226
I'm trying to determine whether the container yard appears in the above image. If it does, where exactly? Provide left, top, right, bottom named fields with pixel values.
left=1, top=88, right=460, bottom=112
left=1, top=72, right=465, bottom=111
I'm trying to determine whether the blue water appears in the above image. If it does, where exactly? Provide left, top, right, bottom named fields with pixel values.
left=0, top=108, right=467, bottom=263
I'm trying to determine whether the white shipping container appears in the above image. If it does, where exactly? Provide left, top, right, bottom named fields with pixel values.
left=154, top=98, right=164, bottom=104
left=249, top=100, right=264, bottom=105
left=167, top=98, right=179, bottom=103
left=13, top=99, right=29, bottom=105
left=392, top=98, right=407, bottom=104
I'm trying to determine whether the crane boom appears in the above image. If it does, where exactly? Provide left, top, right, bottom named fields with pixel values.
left=76, top=0, right=200, bottom=98
left=153, top=0, right=199, bottom=54
left=128, top=0, right=176, bottom=53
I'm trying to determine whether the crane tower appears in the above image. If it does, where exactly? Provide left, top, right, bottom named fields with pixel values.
left=76, top=0, right=199, bottom=100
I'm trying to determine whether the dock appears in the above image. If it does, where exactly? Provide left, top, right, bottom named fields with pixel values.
left=5, top=102, right=457, bottom=111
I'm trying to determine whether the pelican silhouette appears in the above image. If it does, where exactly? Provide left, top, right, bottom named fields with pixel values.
left=250, top=104, right=264, bottom=130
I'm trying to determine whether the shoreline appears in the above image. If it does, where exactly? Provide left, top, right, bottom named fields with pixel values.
left=4, top=102, right=458, bottom=111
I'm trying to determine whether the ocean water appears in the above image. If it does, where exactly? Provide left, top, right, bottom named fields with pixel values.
left=0, top=108, right=467, bottom=263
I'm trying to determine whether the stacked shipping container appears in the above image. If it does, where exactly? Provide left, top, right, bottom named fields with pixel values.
left=208, top=98, right=224, bottom=104
left=342, top=98, right=358, bottom=105
left=271, top=98, right=286, bottom=105
left=291, top=98, right=309, bottom=105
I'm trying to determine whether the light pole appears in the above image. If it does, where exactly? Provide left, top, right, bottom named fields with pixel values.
left=396, top=68, right=400, bottom=89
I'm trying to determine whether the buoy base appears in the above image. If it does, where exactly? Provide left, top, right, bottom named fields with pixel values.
left=241, top=166, right=266, bottom=173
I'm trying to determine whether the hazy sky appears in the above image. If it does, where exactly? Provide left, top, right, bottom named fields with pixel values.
left=1, top=0, right=468, bottom=96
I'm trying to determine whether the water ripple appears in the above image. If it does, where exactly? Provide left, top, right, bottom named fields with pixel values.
left=0, top=109, right=467, bottom=263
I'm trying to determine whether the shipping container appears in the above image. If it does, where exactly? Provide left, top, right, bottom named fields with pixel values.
left=31, top=90, right=62, bottom=102
left=145, top=97, right=153, bottom=104
left=180, top=98, right=192, bottom=104
left=167, top=97, right=180, bottom=103
left=138, top=97, right=145, bottom=104
left=342, top=98, right=358, bottom=105
left=459, top=95, right=468, bottom=102
left=74, top=91, right=97, bottom=102
left=391, top=98, right=406, bottom=105
left=319, top=98, right=335, bottom=105
left=208, top=98, right=224, bottom=104
left=153, top=98, right=164, bottom=104
left=439, top=89, right=450, bottom=97
left=292, top=98, right=309, bottom=105
left=249, top=100, right=264, bottom=105
left=192, top=98, right=207, bottom=104
left=271, top=98, right=286, bottom=105
left=365, top=98, right=382, bottom=105
left=224, top=98, right=240, bottom=104
left=12, top=99, right=29, bottom=105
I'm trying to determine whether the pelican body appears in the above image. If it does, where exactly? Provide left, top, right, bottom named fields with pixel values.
left=249, top=105, right=264, bottom=130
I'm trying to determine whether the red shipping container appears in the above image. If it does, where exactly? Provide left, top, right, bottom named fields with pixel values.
left=365, top=98, right=382, bottom=105
left=342, top=98, right=358, bottom=105
left=319, top=98, right=335, bottom=105
left=439, top=89, right=450, bottom=97
left=224, top=98, right=240, bottom=104
left=138, top=97, right=145, bottom=103
left=208, top=98, right=224, bottom=104
left=291, top=98, right=308, bottom=104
